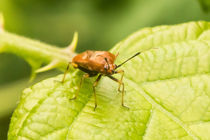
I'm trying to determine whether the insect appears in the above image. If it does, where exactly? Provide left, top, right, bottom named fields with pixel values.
left=62, top=50, right=140, bottom=110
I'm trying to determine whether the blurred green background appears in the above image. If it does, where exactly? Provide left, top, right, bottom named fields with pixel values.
left=0, top=0, right=209, bottom=139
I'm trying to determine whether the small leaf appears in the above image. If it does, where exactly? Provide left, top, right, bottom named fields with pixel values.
left=8, top=21, right=210, bottom=139
left=64, top=32, right=78, bottom=52
left=35, top=60, right=60, bottom=74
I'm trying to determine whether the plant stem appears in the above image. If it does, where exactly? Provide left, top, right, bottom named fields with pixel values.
left=0, top=31, right=76, bottom=71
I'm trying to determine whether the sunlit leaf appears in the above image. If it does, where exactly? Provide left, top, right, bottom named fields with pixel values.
left=8, top=21, right=210, bottom=139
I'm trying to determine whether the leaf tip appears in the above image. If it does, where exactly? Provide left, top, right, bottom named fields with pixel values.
left=64, top=32, right=78, bottom=52
left=35, top=60, right=60, bottom=73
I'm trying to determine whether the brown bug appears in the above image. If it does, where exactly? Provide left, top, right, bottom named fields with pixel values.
left=62, top=50, right=140, bottom=110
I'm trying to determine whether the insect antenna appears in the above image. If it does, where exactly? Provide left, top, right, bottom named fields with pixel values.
left=116, top=52, right=141, bottom=69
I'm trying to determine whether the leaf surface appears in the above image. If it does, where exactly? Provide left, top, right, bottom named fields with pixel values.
left=8, top=21, right=210, bottom=140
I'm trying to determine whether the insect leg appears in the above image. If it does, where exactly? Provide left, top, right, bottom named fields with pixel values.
left=114, top=70, right=124, bottom=92
left=70, top=73, right=89, bottom=100
left=93, top=74, right=102, bottom=111
left=107, top=75, right=129, bottom=109
left=61, top=62, right=71, bottom=83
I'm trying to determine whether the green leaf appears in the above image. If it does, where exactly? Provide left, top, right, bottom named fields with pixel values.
left=0, top=71, right=60, bottom=119
left=8, top=21, right=210, bottom=139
